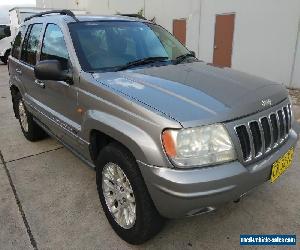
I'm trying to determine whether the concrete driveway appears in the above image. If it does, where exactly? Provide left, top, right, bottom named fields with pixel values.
left=0, top=63, right=299, bottom=250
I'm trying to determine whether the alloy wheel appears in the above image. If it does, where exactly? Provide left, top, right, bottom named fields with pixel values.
left=102, top=162, right=136, bottom=229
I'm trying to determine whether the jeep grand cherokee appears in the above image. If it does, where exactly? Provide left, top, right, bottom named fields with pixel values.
left=8, top=10, right=299, bottom=244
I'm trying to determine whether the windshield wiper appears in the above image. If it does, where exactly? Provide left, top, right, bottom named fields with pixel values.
left=174, top=53, right=196, bottom=64
left=117, top=56, right=169, bottom=71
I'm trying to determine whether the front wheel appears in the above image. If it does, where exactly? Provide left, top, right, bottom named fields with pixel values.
left=95, top=143, right=164, bottom=244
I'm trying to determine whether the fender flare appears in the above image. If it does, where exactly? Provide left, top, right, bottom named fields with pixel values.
left=81, top=110, right=165, bottom=166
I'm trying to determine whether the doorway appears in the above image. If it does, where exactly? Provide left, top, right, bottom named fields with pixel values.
left=213, top=13, right=235, bottom=67
left=173, top=19, right=186, bottom=45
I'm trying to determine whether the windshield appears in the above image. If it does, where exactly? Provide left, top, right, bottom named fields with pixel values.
left=68, top=21, right=190, bottom=72
left=0, top=25, right=10, bottom=40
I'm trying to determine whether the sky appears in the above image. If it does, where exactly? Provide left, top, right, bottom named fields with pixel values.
left=0, top=0, right=36, bottom=23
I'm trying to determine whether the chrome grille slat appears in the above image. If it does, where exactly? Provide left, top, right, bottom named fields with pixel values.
left=246, top=125, right=255, bottom=160
left=270, top=113, right=279, bottom=146
left=283, top=106, right=289, bottom=134
left=275, top=112, right=281, bottom=143
left=257, top=120, right=266, bottom=154
left=267, top=115, right=274, bottom=149
left=281, top=108, right=287, bottom=138
left=235, top=104, right=291, bottom=163
left=287, top=104, right=292, bottom=130
left=249, top=121, right=263, bottom=157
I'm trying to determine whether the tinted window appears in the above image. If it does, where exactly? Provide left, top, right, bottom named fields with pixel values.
left=68, top=21, right=189, bottom=72
left=0, top=25, right=5, bottom=40
left=21, top=23, right=43, bottom=65
left=0, top=25, right=10, bottom=40
left=40, top=24, right=69, bottom=70
left=12, top=26, right=26, bottom=58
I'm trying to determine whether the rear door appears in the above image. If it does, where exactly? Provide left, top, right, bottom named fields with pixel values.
left=19, top=23, right=44, bottom=108
left=9, top=25, right=26, bottom=93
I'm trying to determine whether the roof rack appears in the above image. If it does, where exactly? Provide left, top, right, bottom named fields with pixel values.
left=118, top=14, right=147, bottom=20
left=24, top=9, right=79, bottom=22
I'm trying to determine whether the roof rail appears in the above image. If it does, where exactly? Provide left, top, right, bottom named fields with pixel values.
left=24, top=9, right=79, bottom=22
left=118, top=14, right=147, bottom=20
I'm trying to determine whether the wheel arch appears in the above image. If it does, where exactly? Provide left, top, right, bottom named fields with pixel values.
left=82, top=110, right=166, bottom=167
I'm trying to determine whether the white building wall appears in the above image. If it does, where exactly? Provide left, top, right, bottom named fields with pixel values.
left=199, top=0, right=300, bottom=87
left=85, top=0, right=144, bottom=15
left=37, top=0, right=84, bottom=10
left=144, top=0, right=201, bottom=56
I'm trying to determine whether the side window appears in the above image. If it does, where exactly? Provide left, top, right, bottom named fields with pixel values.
left=12, top=26, right=26, bottom=59
left=40, top=24, right=69, bottom=70
left=0, top=25, right=11, bottom=40
left=0, top=25, right=6, bottom=40
left=21, top=23, right=43, bottom=66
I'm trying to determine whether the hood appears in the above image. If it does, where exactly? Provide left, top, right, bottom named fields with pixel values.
left=93, top=62, right=288, bottom=127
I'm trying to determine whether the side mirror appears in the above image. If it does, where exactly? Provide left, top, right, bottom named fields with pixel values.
left=190, top=51, right=196, bottom=57
left=34, top=60, right=73, bottom=84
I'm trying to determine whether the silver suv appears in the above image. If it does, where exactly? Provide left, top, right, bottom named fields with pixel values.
left=8, top=10, right=299, bottom=244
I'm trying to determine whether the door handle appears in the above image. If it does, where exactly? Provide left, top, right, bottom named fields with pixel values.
left=34, top=79, right=45, bottom=88
left=16, top=68, right=22, bottom=74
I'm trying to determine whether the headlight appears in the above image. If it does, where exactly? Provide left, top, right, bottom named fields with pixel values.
left=162, top=124, right=236, bottom=168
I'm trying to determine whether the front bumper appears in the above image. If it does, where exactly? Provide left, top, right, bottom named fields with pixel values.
left=138, top=129, right=298, bottom=219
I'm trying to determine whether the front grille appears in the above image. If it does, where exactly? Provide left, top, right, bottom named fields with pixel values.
left=235, top=104, right=292, bottom=162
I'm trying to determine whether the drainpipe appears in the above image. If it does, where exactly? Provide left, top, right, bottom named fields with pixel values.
left=197, top=0, right=203, bottom=57
left=289, top=18, right=300, bottom=88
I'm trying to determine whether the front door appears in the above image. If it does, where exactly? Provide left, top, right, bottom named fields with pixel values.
left=213, top=14, right=235, bottom=68
left=37, top=23, right=82, bottom=147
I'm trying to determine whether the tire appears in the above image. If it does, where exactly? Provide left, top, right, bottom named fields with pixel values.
left=15, top=93, right=47, bottom=141
left=95, top=143, right=164, bottom=244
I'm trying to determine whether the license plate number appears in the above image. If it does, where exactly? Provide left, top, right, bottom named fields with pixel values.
left=271, top=147, right=294, bottom=183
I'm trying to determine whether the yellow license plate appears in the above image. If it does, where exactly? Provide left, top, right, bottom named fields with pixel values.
left=271, top=147, right=294, bottom=183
